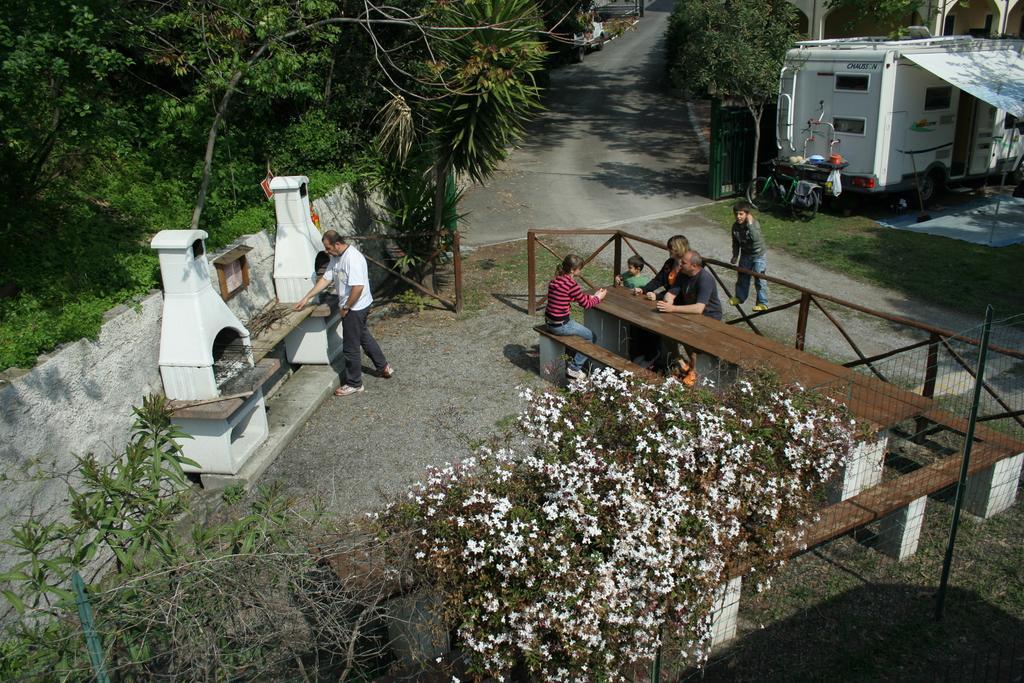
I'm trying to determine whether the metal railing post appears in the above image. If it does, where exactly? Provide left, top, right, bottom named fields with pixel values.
left=935, top=305, right=993, bottom=621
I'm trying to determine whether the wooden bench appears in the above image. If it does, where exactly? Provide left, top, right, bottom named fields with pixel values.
left=535, top=324, right=663, bottom=385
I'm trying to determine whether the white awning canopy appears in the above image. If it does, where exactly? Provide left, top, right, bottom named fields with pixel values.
left=903, top=49, right=1024, bottom=118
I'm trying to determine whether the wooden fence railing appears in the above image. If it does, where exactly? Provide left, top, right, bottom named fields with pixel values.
left=526, top=228, right=1024, bottom=434
left=348, top=230, right=463, bottom=313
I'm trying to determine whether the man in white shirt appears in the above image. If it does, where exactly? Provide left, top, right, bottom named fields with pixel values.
left=294, top=230, right=392, bottom=396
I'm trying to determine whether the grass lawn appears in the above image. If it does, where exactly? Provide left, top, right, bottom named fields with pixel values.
left=676, top=481, right=1024, bottom=681
left=695, top=199, right=1024, bottom=319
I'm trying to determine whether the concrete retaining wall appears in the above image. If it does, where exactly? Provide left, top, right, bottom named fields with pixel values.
left=314, top=183, right=390, bottom=291
left=0, top=184, right=387, bottom=573
left=0, top=232, right=274, bottom=568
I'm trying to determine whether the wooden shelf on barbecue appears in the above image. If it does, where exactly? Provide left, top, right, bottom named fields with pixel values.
left=167, top=358, right=280, bottom=419
left=310, top=294, right=340, bottom=318
left=248, top=301, right=314, bottom=364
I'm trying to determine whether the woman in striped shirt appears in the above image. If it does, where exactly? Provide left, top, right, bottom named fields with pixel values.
left=545, top=255, right=607, bottom=379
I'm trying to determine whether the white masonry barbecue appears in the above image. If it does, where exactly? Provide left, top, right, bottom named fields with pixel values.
left=151, top=229, right=270, bottom=475
left=153, top=229, right=253, bottom=399
left=271, top=175, right=344, bottom=364
left=271, top=176, right=323, bottom=303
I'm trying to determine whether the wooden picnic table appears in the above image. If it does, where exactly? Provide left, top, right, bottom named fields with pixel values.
left=592, top=287, right=931, bottom=429
left=586, top=289, right=1024, bottom=574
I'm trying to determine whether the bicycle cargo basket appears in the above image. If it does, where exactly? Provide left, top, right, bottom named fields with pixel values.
left=792, top=181, right=817, bottom=208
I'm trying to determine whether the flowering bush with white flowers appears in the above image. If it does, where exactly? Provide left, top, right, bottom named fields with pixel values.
left=379, top=368, right=859, bottom=681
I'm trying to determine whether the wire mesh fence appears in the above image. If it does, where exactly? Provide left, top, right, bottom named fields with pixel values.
left=524, top=230, right=1023, bottom=681
left=656, top=312, right=1024, bottom=681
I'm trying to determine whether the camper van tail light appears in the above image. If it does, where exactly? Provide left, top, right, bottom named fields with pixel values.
left=849, top=175, right=876, bottom=189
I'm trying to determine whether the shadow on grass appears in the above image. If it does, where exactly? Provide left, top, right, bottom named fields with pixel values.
left=490, top=292, right=533, bottom=315
left=698, top=197, right=1024, bottom=320
left=680, top=583, right=1024, bottom=682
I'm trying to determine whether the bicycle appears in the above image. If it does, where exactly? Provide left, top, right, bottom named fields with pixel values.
left=746, top=159, right=822, bottom=220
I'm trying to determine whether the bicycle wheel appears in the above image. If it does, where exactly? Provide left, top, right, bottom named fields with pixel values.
left=792, top=187, right=820, bottom=220
left=746, top=178, right=778, bottom=209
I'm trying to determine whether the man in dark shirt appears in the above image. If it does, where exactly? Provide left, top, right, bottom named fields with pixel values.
left=657, top=250, right=723, bottom=320
left=655, top=249, right=723, bottom=387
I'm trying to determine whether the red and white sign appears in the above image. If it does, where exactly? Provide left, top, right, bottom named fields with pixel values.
left=260, top=172, right=274, bottom=199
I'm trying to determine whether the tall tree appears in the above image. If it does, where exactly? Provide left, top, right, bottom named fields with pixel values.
left=374, top=0, right=548, bottom=291
left=826, top=0, right=928, bottom=37
left=0, top=0, right=131, bottom=202
left=133, top=0, right=548, bottom=232
left=666, top=0, right=799, bottom=181
left=426, top=0, right=547, bottom=225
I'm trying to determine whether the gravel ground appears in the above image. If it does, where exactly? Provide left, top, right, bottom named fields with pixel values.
left=261, top=269, right=546, bottom=517
left=262, top=211, right=1023, bottom=520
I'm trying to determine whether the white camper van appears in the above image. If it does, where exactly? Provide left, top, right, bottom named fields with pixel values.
left=776, top=36, right=1024, bottom=202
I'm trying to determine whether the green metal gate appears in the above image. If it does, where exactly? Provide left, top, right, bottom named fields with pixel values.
left=708, top=99, right=756, bottom=200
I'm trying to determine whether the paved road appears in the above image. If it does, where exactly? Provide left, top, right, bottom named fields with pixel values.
left=460, top=0, right=706, bottom=246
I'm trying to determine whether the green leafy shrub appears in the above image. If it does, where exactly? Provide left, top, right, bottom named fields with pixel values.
left=267, top=109, right=357, bottom=171
left=215, top=203, right=276, bottom=247
left=307, top=166, right=364, bottom=200
left=0, top=400, right=393, bottom=681
left=1, top=395, right=195, bottom=612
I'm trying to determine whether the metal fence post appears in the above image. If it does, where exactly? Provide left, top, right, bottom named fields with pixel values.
left=72, top=571, right=111, bottom=683
left=935, top=305, right=993, bottom=621
left=709, top=98, right=721, bottom=199
left=650, top=641, right=662, bottom=682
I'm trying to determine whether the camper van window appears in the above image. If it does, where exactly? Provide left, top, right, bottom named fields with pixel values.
left=834, top=117, right=866, bottom=135
left=924, top=86, right=952, bottom=111
left=835, top=75, right=869, bottom=92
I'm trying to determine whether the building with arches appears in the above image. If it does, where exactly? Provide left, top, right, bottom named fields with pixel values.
left=788, top=0, right=1024, bottom=40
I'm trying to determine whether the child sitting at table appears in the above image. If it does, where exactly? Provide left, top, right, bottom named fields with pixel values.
left=545, top=254, right=607, bottom=380
left=630, top=238, right=689, bottom=370
left=615, top=255, right=649, bottom=289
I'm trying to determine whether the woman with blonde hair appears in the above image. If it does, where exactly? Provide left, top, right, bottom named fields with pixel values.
left=633, top=234, right=690, bottom=299
left=627, top=235, right=692, bottom=371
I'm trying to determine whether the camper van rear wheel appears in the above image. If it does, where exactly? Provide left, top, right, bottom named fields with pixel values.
left=918, top=170, right=943, bottom=205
